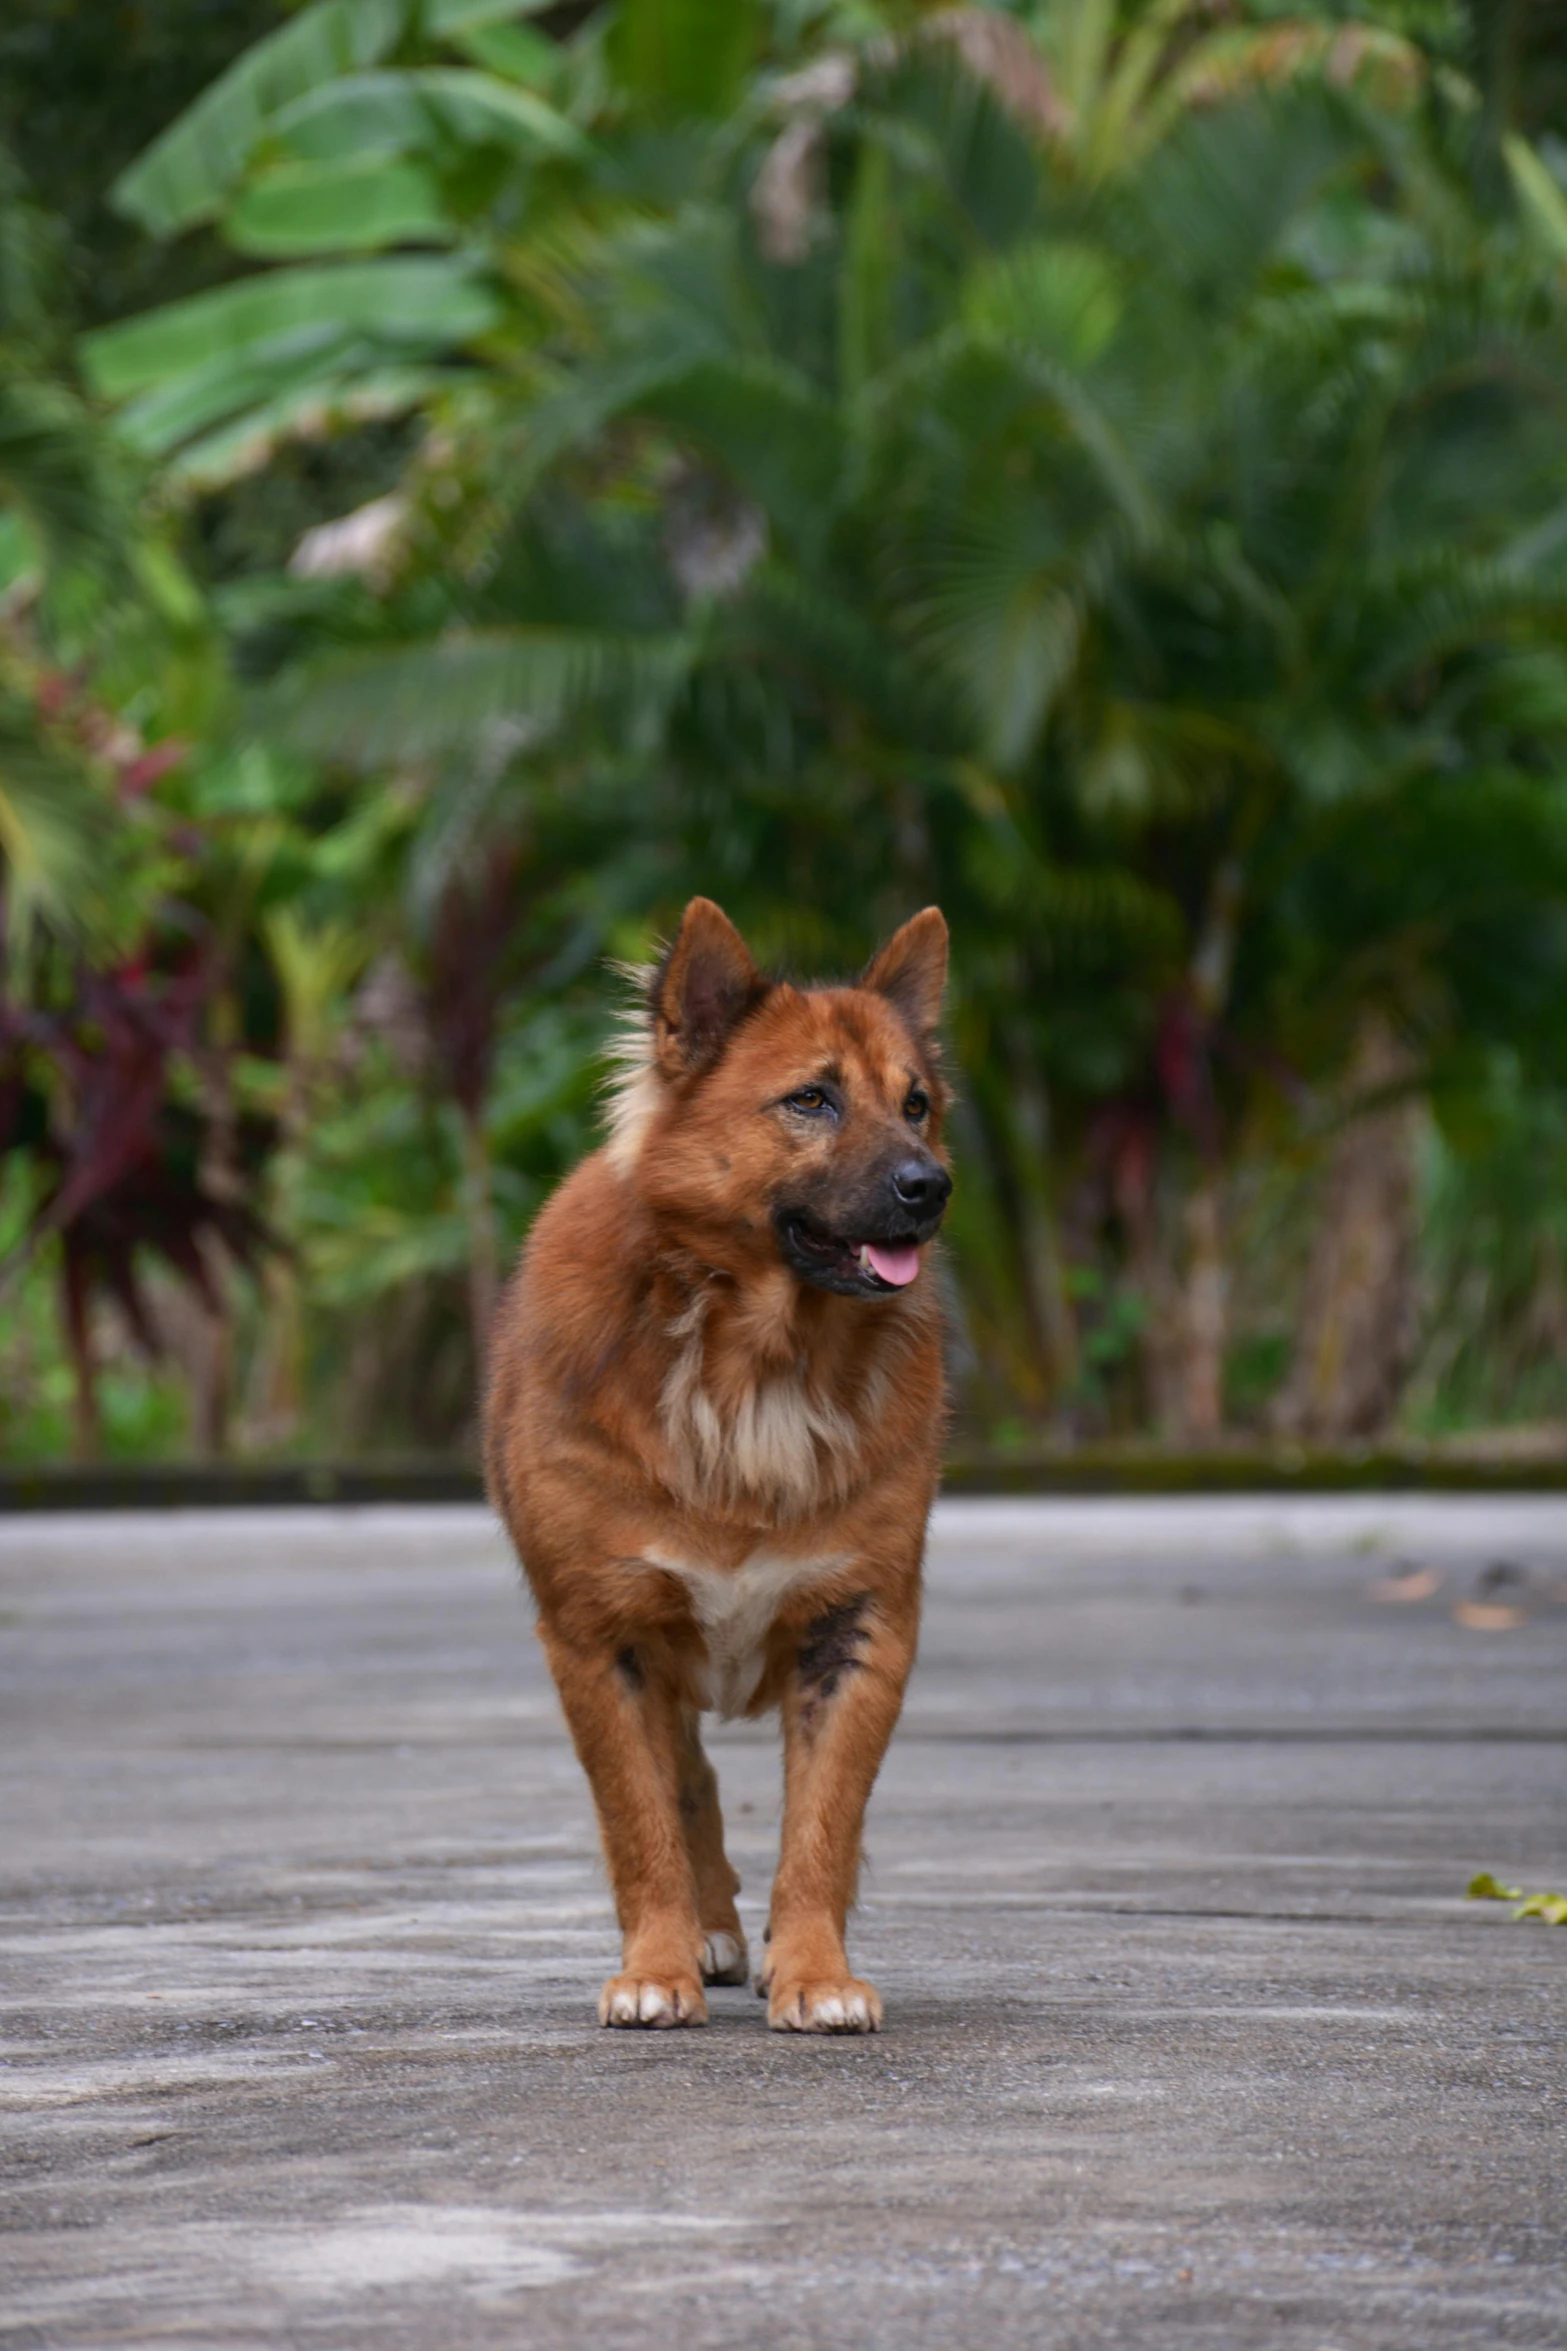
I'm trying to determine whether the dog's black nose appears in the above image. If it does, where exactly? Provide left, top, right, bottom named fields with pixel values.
left=890, top=1157, right=952, bottom=1213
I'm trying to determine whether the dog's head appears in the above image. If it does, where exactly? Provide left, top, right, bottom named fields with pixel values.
left=609, top=899, right=952, bottom=1298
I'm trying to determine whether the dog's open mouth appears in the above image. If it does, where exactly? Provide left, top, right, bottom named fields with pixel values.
left=777, top=1212, right=924, bottom=1296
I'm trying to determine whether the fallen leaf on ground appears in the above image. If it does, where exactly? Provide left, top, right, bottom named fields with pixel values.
left=1368, top=1566, right=1441, bottom=1602
left=1451, top=1600, right=1528, bottom=1630
left=1466, top=1873, right=1566, bottom=1920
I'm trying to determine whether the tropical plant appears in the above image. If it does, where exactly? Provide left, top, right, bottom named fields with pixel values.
left=0, top=943, right=278, bottom=1454
left=0, top=143, right=135, bottom=933
left=1405, top=1057, right=1567, bottom=1432
left=0, top=136, right=279, bottom=1459
left=59, top=1, right=1567, bottom=1446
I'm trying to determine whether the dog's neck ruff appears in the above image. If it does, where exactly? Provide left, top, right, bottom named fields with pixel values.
left=656, top=1285, right=871, bottom=1520
left=601, top=974, right=662, bottom=1176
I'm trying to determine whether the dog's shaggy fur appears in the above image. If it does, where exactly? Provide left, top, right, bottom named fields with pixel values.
left=485, top=898, right=951, bottom=2032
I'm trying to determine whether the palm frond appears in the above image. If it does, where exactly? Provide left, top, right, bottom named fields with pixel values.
left=261, top=624, right=695, bottom=767
left=1363, top=553, right=1567, bottom=689
left=0, top=377, right=137, bottom=602
left=0, top=687, right=110, bottom=936
left=643, top=355, right=844, bottom=552
left=1128, top=83, right=1371, bottom=313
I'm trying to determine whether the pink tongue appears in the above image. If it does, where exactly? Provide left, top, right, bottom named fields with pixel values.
left=864, top=1241, right=920, bottom=1287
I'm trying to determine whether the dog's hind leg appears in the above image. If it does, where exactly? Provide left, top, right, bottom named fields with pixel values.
left=762, top=1591, right=916, bottom=2034
left=539, top=1628, right=708, bottom=2027
left=676, top=1711, right=749, bottom=1985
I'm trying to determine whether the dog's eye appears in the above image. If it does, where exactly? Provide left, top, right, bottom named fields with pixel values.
left=786, top=1085, right=830, bottom=1115
left=904, top=1090, right=929, bottom=1124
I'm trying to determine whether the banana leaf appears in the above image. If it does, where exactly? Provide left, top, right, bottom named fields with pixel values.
left=82, top=257, right=501, bottom=405
left=226, top=158, right=455, bottom=258
left=111, top=0, right=412, bottom=236
left=268, top=69, right=589, bottom=166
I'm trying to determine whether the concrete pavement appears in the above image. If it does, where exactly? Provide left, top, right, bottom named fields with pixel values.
left=2, top=1496, right=1564, bottom=2348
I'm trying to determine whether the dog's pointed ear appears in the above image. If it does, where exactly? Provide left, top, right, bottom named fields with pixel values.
left=863, top=907, right=948, bottom=1039
left=653, top=898, right=766, bottom=1078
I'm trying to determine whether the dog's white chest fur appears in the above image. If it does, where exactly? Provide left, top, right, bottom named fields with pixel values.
left=646, top=1549, right=844, bottom=1718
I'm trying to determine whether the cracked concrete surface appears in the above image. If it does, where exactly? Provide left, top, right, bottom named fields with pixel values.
left=1, top=1496, right=1564, bottom=2348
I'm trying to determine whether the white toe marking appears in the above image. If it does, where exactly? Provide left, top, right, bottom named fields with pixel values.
left=846, top=1993, right=868, bottom=2028
left=609, top=1988, right=639, bottom=2025
left=703, top=1931, right=741, bottom=1977
left=638, top=1983, right=672, bottom=2024
left=814, top=1996, right=845, bottom=2028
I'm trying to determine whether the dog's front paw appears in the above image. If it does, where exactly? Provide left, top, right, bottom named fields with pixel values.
left=598, top=1973, right=708, bottom=2028
left=767, top=1977, right=882, bottom=2034
left=701, top=1929, right=749, bottom=1985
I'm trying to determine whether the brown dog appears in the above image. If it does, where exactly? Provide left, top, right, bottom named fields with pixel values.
left=485, top=898, right=951, bottom=2033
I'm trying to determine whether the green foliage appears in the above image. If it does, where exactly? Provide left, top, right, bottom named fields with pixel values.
left=0, top=143, right=222, bottom=941
left=84, top=256, right=502, bottom=442
left=226, top=158, right=457, bottom=259
left=6, top=2, right=1567, bottom=1458
left=1409, top=1060, right=1567, bottom=1430
left=111, top=0, right=414, bottom=239
left=0, top=0, right=285, bottom=332
left=608, top=0, right=760, bottom=121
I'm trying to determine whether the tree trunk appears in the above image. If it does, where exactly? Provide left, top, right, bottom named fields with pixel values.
left=1276, top=1016, right=1421, bottom=1441
left=459, top=1103, right=498, bottom=1381
left=1180, top=1172, right=1227, bottom=1440
left=1157, top=852, right=1244, bottom=1442
left=251, top=1263, right=305, bottom=1446
left=193, top=1044, right=237, bottom=1458
left=63, top=1262, right=100, bottom=1462
left=1127, top=1170, right=1228, bottom=1442
left=151, top=1272, right=232, bottom=1460
left=190, top=1291, right=231, bottom=1459
left=1005, top=1052, right=1078, bottom=1407
left=250, top=1062, right=313, bottom=1448
left=1118, top=1145, right=1186, bottom=1437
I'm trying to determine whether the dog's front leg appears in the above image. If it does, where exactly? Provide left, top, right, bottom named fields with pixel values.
left=676, top=1711, right=749, bottom=1985
left=539, top=1628, right=707, bottom=2028
left=762, top=1590, right=915, bottom=2035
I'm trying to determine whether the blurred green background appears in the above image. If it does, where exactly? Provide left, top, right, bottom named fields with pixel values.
left=3, top=0, right=1567, bottom=1466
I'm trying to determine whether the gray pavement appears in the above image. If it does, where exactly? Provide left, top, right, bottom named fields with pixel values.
left=2, top=1496, right=1565, bottom=2349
